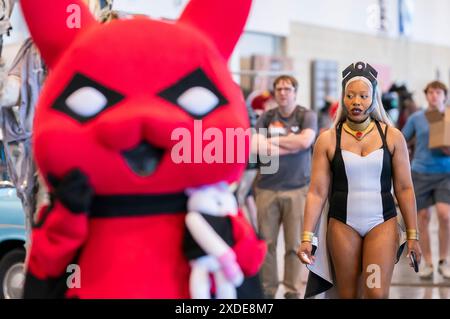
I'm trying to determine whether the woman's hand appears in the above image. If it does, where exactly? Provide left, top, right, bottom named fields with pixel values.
left=296, top=242, right=315, bottom=265
left=406, top=239, right=422, bottom=269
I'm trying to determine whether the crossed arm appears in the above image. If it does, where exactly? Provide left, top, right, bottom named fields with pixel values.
left=269, top=128, right=316, bottom=152
left=251, top=128, right=316, bottom=156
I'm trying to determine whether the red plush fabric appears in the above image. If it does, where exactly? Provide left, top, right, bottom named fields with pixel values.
left=231, top=213, right=267, bottom=277
left=21, top=0, right=265, bottom=298
left=28, top=203, right=89, bottom=279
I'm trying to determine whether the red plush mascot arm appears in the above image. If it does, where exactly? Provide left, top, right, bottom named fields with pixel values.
left=23, top=170, right=92, bottom=298
left=19, top=0, right=95, bottom=298
left=230, top=211, right=267, bottom=277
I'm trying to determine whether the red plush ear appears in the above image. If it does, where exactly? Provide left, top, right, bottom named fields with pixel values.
left=20, top=0, right=98, bottom=68
left=178, top=0, right=252, bottom=61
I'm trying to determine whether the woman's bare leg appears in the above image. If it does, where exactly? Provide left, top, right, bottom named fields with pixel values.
left=361, top=217, right=399, bottom=299
left=327, top=218, right=363, bottom=299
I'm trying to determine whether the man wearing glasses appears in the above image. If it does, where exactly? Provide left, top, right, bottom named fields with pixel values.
left=252, top=75, right=318, bottom=298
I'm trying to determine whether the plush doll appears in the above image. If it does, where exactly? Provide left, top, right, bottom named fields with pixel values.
left=184, top=183, right=244, bottom=299
left=20, top=0, right=266, bottom=298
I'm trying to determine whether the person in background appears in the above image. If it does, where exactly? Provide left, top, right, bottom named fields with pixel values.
left=246, top=89, right=276, bottom=119
left=318, top=97, right=337, bottom=134
left=402, top=80, right=450, bottom=279
left=252, top=75, right=317, bottom=298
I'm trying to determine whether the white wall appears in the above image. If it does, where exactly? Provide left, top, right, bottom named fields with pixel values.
left=246, top=0, right=450, bottom=48
left=292, top=0, right=399, bottom=37
left=113, top=0, right=450, bottom=48
left=410, top=0, right=450, bottom=47
left=3, top=0, right=450, bottom=67
left=287, top=22, right=450, bottom=109
left=5, top=0, right=450, bottom=47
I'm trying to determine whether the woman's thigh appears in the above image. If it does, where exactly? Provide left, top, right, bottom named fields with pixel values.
left=327, top=218, right=363, bottom=299
left=361, top=217, right=399, bottom=299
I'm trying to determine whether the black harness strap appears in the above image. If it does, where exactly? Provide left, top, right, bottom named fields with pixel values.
left=90, top=192, right=188, bottom=217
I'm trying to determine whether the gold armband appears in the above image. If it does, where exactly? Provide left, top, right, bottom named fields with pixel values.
left=301, top=231, right=314, bottom=243
left=406, top=229, right=419, bottom=241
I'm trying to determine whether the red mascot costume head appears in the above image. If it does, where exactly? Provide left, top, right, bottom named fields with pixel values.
left=21, top=0, right=266, bottom=298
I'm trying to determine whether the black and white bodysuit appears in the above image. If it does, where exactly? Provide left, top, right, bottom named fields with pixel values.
left=304, top=121, right=407, bottom=298
left=329, top=121, right=396, bottom=236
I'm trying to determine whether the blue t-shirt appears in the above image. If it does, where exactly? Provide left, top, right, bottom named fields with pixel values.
left=402, top=110, right=450, bottom=174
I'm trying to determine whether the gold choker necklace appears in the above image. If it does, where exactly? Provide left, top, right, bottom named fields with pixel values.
left=343, top=118, right=375, bottom=140
left=346, top=117, right=372, bottom=131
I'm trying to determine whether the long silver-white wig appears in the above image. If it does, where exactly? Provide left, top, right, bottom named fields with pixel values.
left=333, top=76, right=393, bottom=127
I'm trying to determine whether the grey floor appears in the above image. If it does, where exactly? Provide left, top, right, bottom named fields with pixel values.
left=272, top=207, right=450, bottom=299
